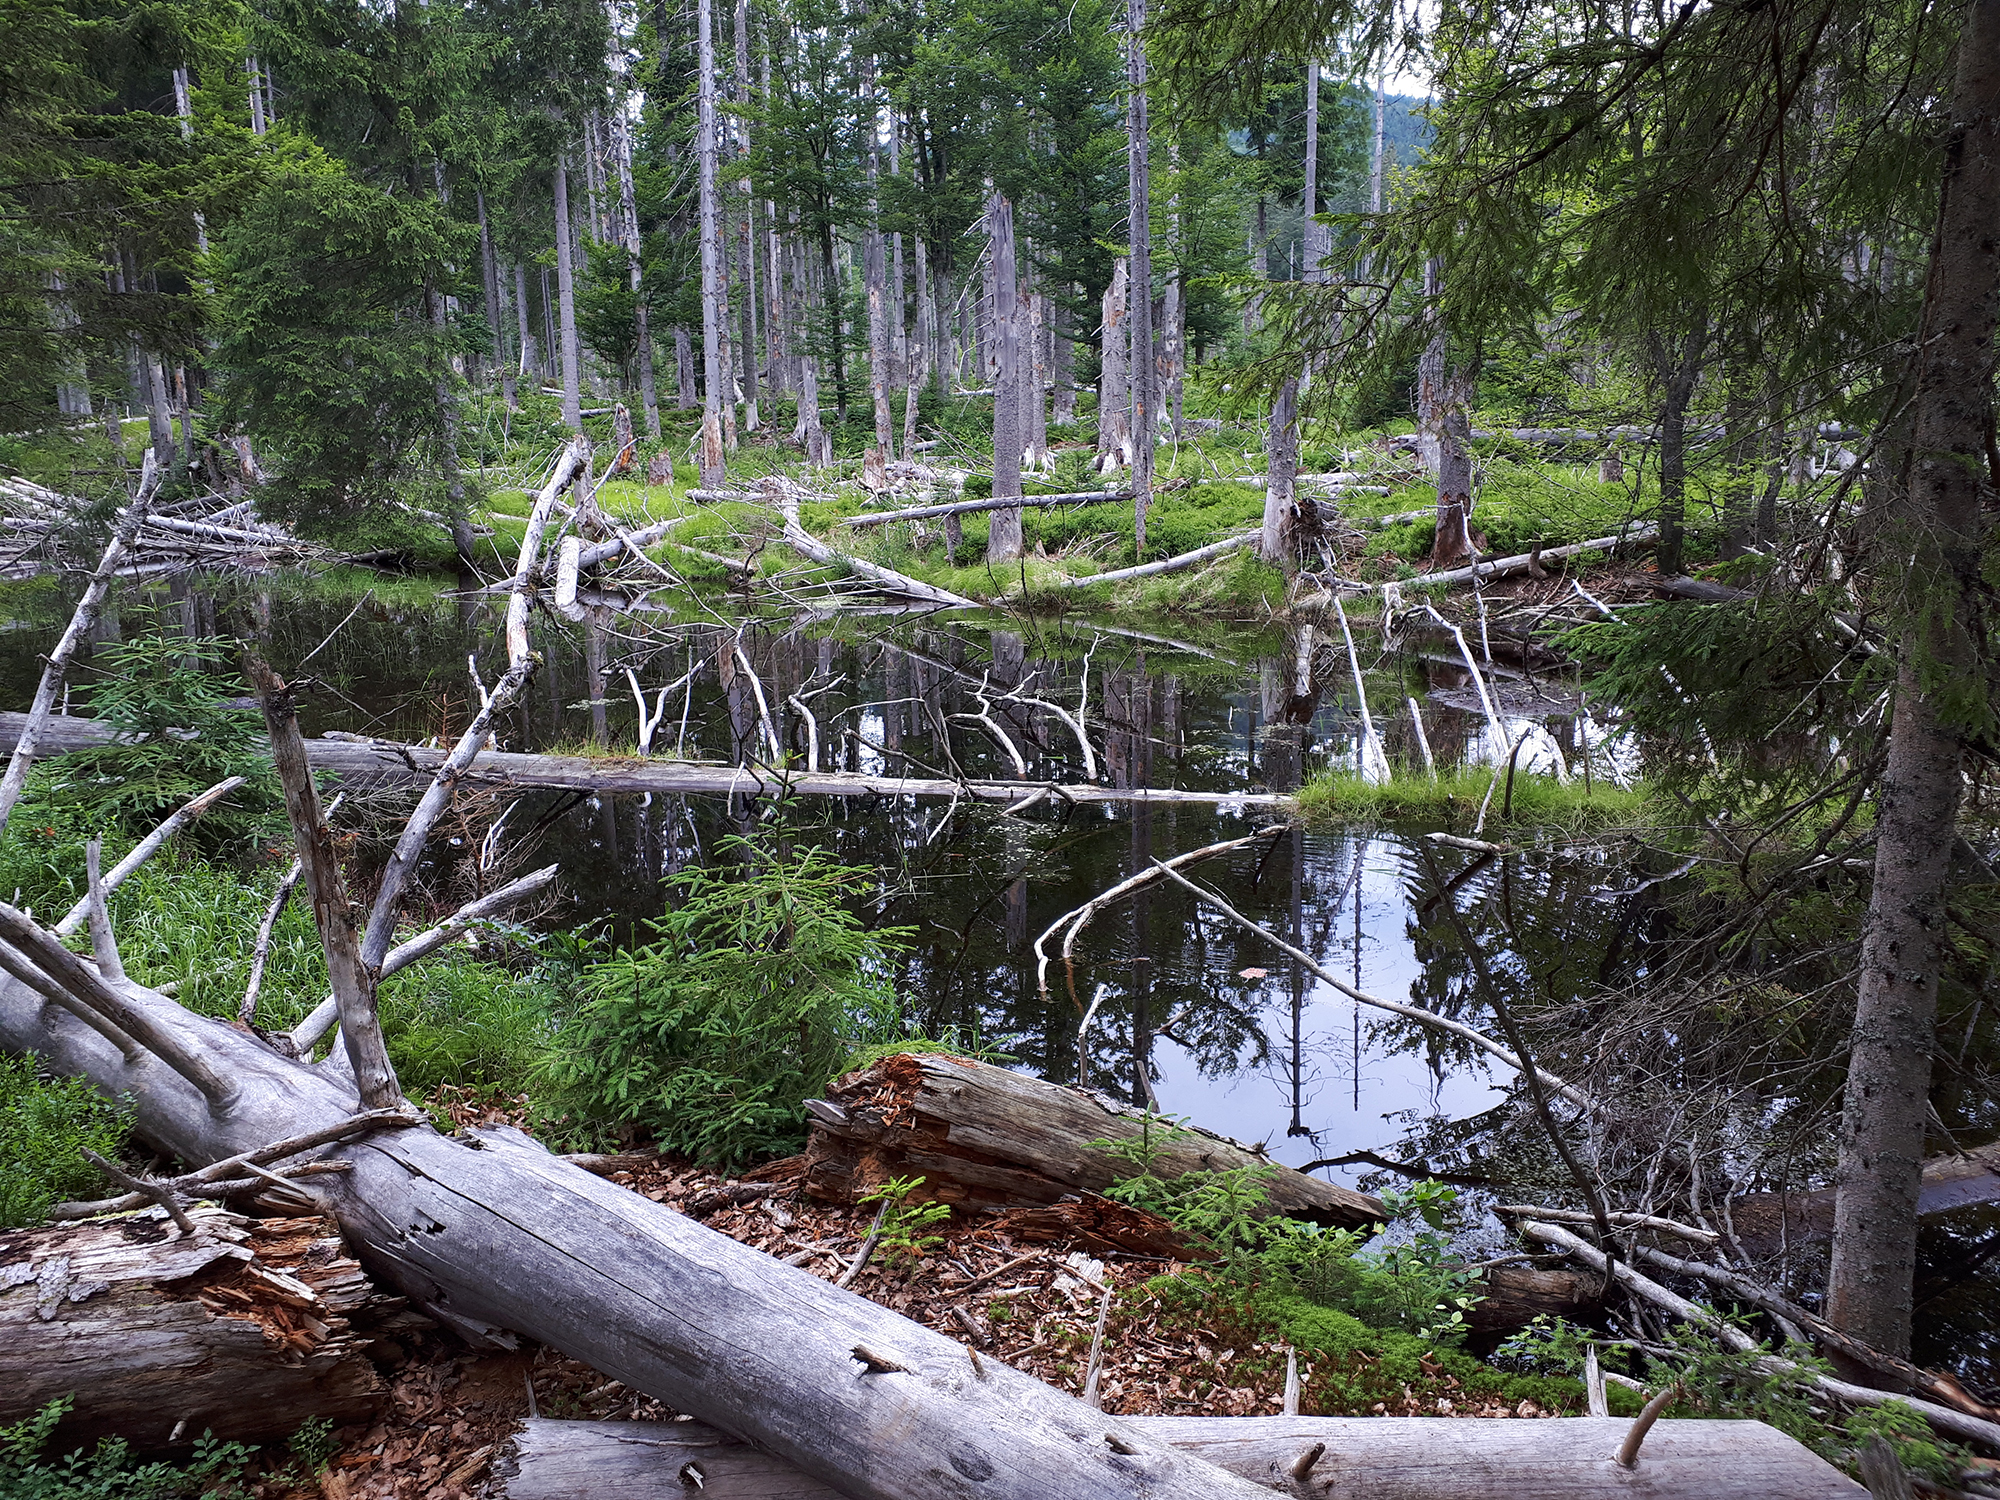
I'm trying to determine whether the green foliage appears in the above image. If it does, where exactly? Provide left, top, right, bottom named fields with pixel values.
left=537, top=835, right=920, bottom=1167
left=210, top=149, right=472, bottom=529
left=1842, top=1400, right=1970, bottom=1486
left=284, top=1419, right=337, bottom=1480
left=0, top=1056, right=131, bottom=1228
left=857, top=1174, right=954, bottom=1262
left=0, top=1399, right=258, bottom=1500
left=43, top=631, right=278, bottom=849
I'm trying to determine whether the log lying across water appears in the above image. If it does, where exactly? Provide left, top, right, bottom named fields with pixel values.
left=0, top=712, right=1290, bottom=809
left=493, top=1414, right=1866, bottom=1500
left=796, top=1051, right=1382, bottom=1231
left=0, top=1205, right=393, bottom=1448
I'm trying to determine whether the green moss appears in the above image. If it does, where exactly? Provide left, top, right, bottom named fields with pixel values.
left=1295, top=766, right=1651, bottom=830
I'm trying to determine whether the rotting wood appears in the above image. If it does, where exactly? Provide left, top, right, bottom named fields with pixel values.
left=0, top=1206, right=392, bottom=1450
left=769, top=482, right=979, bottom=608
left=794, top=1051, right=1381, bottom=1228
left=1391, top=526, right=1659, bottom=592
left=0, top=983, right=1285, bottom=1500
left=490, top=1414, right=1864, bottom=1500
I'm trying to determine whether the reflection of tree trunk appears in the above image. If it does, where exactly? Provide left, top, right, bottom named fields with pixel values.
left=1005, top=876, right=1027, bottom=952
left=1829, top=0, right=2000, bottom=1377
left=586, top=622, right=609, bottom=748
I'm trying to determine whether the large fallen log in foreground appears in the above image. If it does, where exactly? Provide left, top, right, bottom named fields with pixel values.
left=0, top=1205, right=394, bottom=1447
left=0, top=981, right=1279, bottom=1500
left=796, top=1051, right=1382, bottom=1229
left=0, top=711, right=1291, bottom=809
left=492, top=1414, right=1865, bottom=1500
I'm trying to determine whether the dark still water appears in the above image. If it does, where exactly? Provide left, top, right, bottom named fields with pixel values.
left=0, top=566, right=1634, bottom=1192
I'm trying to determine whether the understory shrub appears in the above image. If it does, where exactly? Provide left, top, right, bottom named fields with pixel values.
left=0, top=1055, right=131, bottom=1228
left=0, top=1398, right=257, bottom=1499
left=536, top=835, right=918, bottom=1166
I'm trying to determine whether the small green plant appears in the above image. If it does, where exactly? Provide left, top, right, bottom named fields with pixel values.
left=0, top=1056, right=132, bottom=1228
left=43, top=630, right=278, bottom=849
left=536, top=833, right=922, bottom=1167
left=1843, top=1399, right=1970, bottom=1485
left=857, top=1175, right=954, bottom=1263
left=0, top=1397, right=258, bottom=1499
left=284, top=1417, right=337, bottom=1479
left=1494, top=1314, right=1632, bottom=1376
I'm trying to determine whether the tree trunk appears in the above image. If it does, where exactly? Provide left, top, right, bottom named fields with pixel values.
left=1419, top=261, right=1478, bottom=570
left=493, top=1415, right=1862, bottom=1500
left=552, top=158, right=584, bottom=434
left=1828, top=0, right=2000, bottom=1375
left=1648, top=321, right=1709, bottom=578
left=0, top=989, right=1278, bottom=1500
left=986, top=195, right=1025, bottom=563
left=1, top=1207, right=392, bottom=1450
left=733, top=0, right=759, bottom=434
left=1097, top=259, right=1131, bottom=471
left=1125, top=0, right=1154, bottom=553
left=696, top=0, right=727, bottom=487
left=477, top=189, right=517, bottom=411
left=514, top=260, right=538, bottom=386
left=1027, top=291, right=1049, bottom=469
left=1053, top=294, right=1075, bottom=425
left=1262, top=376, right=1301, bottom=566
left=609, top=99, right=659, bottom=440
left=673, top=326, right=696, bottom=408
left=795, top=1052, right=1379, bottom=1226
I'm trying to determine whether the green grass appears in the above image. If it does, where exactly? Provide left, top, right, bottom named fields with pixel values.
left=1296, top=764, right=1651, bottom=831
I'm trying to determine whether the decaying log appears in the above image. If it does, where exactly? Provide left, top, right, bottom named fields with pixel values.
left=771, top=484, right=979, bottom=609
left=1463, top=1265, right=1604, bottom=1337
left=1043, top=531, right=1255, bottom=591
left=491, top=1414, right=1864, bottom=1500
left=0, top=1206, right=394, bottom=1449
left=0, top=711, right=1290, bottom=809
left=1392, top=525, right=1659, bottom=591
left=0, top=984, right=1282, bottom=1500
left=796, top=1052, right=1382, bottom=1229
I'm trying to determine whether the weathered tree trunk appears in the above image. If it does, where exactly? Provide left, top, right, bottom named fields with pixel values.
left=609, top=91, right=659, bottom=440
left=1097, top=259, right=1131, bottom=470
left=492, top=1415, right=1863, bottom=1500
left=696, top=0, right=728, bottom=487
left=1418, top=261, right=1478, bottom=571
left=514, top=260, right=539, bottom=386
left=674, top=326, right=697, bottom=408
left=552, top=158, right=585, bottom=434
left=733, top=0, right=759, bottom=434
left=795, top=1052, right=1380, bottom=1226
left=1262, top=377, right=1301, bottom=566
left=1027, top=290, right=1050, bottom=469
left=1828, top=0, right=2000, bottom=1377
left=476, top=189, right=517, bottom=411
left=1125, top=0, right=1155, bottom=553
left=865, top=66, right=894, bottom=464
left=0, top=990, right=1277, bottom=1500
left=986, top=194, right=1026, bottom=564
left=0, top=1208, right=391, bottom=1449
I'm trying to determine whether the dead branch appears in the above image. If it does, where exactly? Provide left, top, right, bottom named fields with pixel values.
left=52, top=776, right=249, bottom=937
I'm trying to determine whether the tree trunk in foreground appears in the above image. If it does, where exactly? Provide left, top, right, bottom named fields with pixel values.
left=1828, top=0, right=2000, bottom=1376
left=795, top=1052, right=1380, bottom=1226
left=1262, top=376, right=1301, bottom=565
left=1096, top=259, right=1132, bottom=471
left=0, top=985, right=1275, bottom=1500
left=493, top=1415, right=1862, bottom=1500
left=0, top=1207, right=390, bottom=1448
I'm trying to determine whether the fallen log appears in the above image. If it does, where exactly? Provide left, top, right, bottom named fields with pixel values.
left=837, top=491, right=1134, bottom=528
left=0, top=1205, right=393, bottom=1449
left=1394, top=526, right=1658, bottom=591
left=0, top=712, right=1293, bottom=808
left=491, top=1414, right=1864, bottom=1500
left=0, top=991, right=1281, bottom=1500
left=795, top=1051, right=1382, bottom=1228
left=1043, top=531, right=1255, bottom=591
left=771, top=483, right=978, bottom=609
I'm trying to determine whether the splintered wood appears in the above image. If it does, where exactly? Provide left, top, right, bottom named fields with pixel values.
left=0, top=1206, right=399, bottom=1447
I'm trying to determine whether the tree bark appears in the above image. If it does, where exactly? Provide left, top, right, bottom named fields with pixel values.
left=552, top=159, right=585, bottom=434
left=1828, top=0, right=2000, bottom=1376
left=0, top=989, right=1279, bottom=1500
left=1418, top=261, right=1479, bottom=571
left=1261, top=377, right=1301, bottom=566
left=697, top=0, right=728, bottom=487
left=1648, top=321, right=1710, bottom=578
left=796, top=1051, right=1380, bottom=1226
left=493, top=1415, right=1863, bottom=1500
left=986, top=194, right=1026, bottom=563
left=1125, top=0, right=1155, bottom=554
left=609, top=92, right=659, bottom=439
left=0, top=1208, right=391, bottom=1450
left=733, top=0, right=759, bottom=434
left=476, top=189, right=516, bottom=411
left=1097, top=259, right=1131, bottom=470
